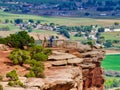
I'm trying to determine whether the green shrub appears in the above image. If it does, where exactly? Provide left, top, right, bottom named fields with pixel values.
left=30, top=60, right=44, bottom=78
left=8, top=81, right=15, bottom=86
left=6, top=70, right=18, bottom=81
left=33, top=53, right=48, bottom=61
left=16, top=80, right=25, bottom=87
left=25, top=60, right=45, bottom=78
left=28, top=45, right=51, bottom=61
left=0, top=84, right=3, bottom=90
left=6, top=70, right=24, bottom=87
left=29, top=45, right=44, bottom=56
left=31, top=66, right=45, bottom=78
left=25, top=70, right=35, bottom=78
left=0, top=31, right=34, bottom=49
left=9, top=49, right=31, bottom=66
left=0, top=75, right=3, bottom=81
left=43, top=49, right=52, bottom=55
left=8, top=80, right=24, bottom=87
left=8, top=45, right=51, bottom=78
left=29, top=45, right=52, bottom=55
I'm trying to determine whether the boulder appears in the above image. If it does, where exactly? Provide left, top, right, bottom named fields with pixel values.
left=51, top=60, right=67, bottom=66
left=77, top=44, right=92, bottom=53
left=67, top=58, right=83, bottom=64
left=80, top=64, right=96, bottom=69
left=48, top=52, right=77, bottom=61
left=25, top=78, right=44, bottom=88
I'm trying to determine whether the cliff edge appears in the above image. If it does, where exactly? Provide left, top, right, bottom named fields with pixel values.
left=0, top=44, right=105, bottom=90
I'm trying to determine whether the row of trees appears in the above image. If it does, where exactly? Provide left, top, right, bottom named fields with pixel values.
left=58, top=25, right=93, bottom=32
left=3, top=19, right=41, bottom=25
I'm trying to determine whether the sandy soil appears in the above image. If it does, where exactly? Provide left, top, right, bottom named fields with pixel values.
left=105, top=49, right=120, bottom=55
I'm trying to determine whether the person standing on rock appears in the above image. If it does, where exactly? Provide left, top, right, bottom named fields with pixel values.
left=49, top=36, right=54, bottom=47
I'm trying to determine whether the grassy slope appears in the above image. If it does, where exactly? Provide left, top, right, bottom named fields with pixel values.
left=102, top=54, right=120, bottom=71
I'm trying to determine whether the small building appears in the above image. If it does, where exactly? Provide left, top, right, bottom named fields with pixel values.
left=104, top=28, right=111, bottom=32
left=113, top=29, right=120, bottom=32
left=99, top=13, right=107, bottom=16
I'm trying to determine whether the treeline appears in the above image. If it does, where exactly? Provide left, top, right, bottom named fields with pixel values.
left=2, top=0, right=120, bottom=13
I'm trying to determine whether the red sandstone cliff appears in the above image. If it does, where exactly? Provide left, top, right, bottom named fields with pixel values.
left=0, top=45, right=105, bottom=90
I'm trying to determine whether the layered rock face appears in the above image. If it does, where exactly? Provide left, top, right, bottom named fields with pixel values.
left=1, top=45, right=105, bottom=90
left=81, top=50, right=105, bottom=90
left=45, top=48, right=105, bottom=90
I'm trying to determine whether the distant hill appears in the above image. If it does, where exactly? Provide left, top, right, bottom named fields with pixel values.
left=2, top=0, right=119, bottom=4
left=1, top=0, right=120, bottom=17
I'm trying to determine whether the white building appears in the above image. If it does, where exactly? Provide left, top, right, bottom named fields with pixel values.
left=104, top=28, right=111, bottom=32
left=113, top=29, right=120, bottom=32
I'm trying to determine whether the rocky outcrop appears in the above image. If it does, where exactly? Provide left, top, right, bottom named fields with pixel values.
left=0, top=44, right=9, bottom=51
left=45, top=48, right=105, bottom=90
left=0, top=46, right=105, bottom=90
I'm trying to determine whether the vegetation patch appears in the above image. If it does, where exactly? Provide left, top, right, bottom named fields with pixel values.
left=102, top=54, right=120, bottom=71
left=0, top=31, right=35, bottom=49
left=6, top=70, right=24, bottom=87
left=101, top=32, right=120, bottom=41
left=0, top=84, right=3, bottom=90
left=105, top=76, right=120, bottom=89
left=9, top=49, right=31, bottom=66
left=9, top=45, right=51, bottom=78
left=0, top=75, right=2, bottom=81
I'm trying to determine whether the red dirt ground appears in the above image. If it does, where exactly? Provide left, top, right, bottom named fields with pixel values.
left=0, top=50, right=29, bottom=78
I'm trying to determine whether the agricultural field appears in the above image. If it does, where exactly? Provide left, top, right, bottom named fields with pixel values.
left=1, top=10, right=120, bottom=26
left=102, top=54, right=120, bottom=89
left=70, top=35, right=86, bottom=41
left=102, top=54, right=120, bottom=71
left=101, top=31, right=120, bottom=41
left=0, top=23, right=20, bottom=31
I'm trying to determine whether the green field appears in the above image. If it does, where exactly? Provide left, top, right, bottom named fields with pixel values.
left=1, top=10, right=120, bottom=26
left=101, top=32, right=120, bottom=41
left=70, top=35, right=86, bottom=41
left=0, top=23, right=20, bottom=31
left=102, top=54, right=120, bottom=71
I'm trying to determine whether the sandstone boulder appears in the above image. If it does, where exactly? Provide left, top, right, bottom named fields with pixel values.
left=80, top=64, right=96, bottom=69
left=67, top=58, right=83, bottom=64
left=77, top=44, right=92, bottom=53
left=51, top=60, right=67, bottom=66
left=48, top=53, right=76, bottom=61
